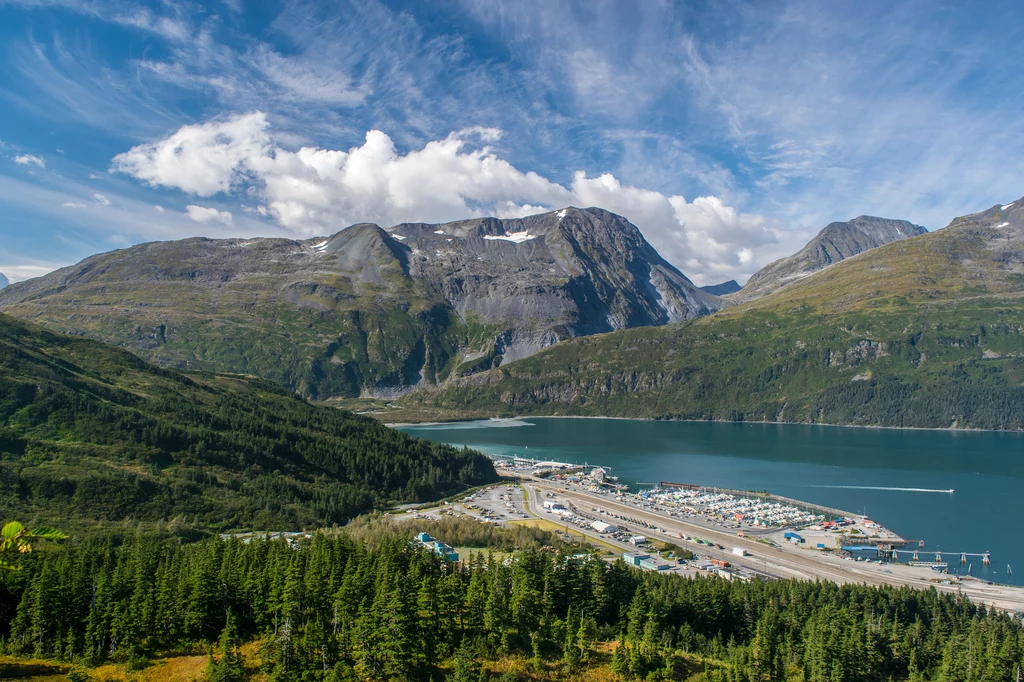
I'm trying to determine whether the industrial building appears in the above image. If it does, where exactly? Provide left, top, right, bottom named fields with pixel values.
left=590, top=520, right=617, bottom=534
left=640, top=558, right=670, bottom=572
left=415, top=532, right=459, bottom=561
left=622, top=551, right=650, bottom=566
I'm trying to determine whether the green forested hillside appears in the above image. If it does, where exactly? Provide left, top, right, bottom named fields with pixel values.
left=404, top=202, right=1024, bottom=429
left=1, top=530, right=1020, bottom=681
left=0, top=313, right=497, bottom=531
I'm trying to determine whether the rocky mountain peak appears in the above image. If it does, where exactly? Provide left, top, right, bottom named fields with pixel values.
left=947, top=195, right=1024, bottom=231
left=700, top=280, right=741, bottom=296
left=732, top=215, right=927, bottom=302
left=0, top=272, right=8, bottom=290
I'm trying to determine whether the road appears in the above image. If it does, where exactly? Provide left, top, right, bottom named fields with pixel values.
left=518, top=477, right=1024, bottom=612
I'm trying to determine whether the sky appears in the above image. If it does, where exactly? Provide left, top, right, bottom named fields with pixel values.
left=2, top=1, right=1024, bottom=286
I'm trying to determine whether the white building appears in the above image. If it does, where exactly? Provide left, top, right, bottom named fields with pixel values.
left=591, top=520, right=617, bottom=533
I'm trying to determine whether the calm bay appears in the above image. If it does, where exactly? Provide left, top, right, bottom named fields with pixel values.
left=399, top=418, right=1024, bottom=586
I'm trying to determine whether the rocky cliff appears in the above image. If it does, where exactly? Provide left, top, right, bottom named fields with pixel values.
left=0, top=207, right=716, bottom=399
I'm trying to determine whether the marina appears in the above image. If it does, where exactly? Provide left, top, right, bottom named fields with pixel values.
left=486, top=452, right=996, bottom=575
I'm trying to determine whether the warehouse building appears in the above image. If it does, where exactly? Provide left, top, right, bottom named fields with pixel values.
left=415, top=532, right=459, bottom=561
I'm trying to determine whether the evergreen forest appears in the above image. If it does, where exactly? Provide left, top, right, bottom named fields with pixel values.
left=1, top=526, right=1021, bottom=681
left=0, top=312, right=498, bottom=531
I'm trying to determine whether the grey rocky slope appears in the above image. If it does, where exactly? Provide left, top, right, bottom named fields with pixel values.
left=731, top=216, right=927, bottom=302
left=0, top=272, right=8, bottom=290
left=0, top=207, right=717, bottom=399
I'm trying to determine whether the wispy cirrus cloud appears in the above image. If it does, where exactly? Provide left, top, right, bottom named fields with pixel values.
left=3, top=0, right=1024, bottom=287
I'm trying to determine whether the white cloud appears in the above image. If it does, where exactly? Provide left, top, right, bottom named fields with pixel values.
left=0, top=263, right=65, bottom=283
left=92, top=193, right=110, bottom=205
left=570, top=173, right=782, bottom=284
left=185, top=204, right=233, bottom=225
left=62, top=201, right=87, bottom=208
left=113, top=112, right=780, bottom=283
left=154, top=205, right=165, bottom=213
left=14, top=154, right=45, bottom=168
left=112, top=112, right=270, bottom=196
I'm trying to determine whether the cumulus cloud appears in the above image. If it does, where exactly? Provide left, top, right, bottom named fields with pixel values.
left=185, top=205, right=233, bottom=225
left=112, top=112, right=271, bottom=196
left=92, top=193, right=110, bottom=205
left=113, top=112, right=780, bottom=283
left=14, top=154, right=45, bottom=168
left=62, top=201, right=87, bottom=209
left=570, top=173, right=780, bottom=283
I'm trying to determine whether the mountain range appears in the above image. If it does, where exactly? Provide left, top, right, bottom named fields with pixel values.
left=0, top=207, right=714, bottom=400
left=403, top=197, right=1024, bottom=429
left=2, top=196, right=1022, bottom=429
left=0, top=272, right=8, bottom=290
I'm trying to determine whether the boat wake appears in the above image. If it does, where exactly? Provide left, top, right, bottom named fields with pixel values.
left=808, top=485, right=954, bottom=494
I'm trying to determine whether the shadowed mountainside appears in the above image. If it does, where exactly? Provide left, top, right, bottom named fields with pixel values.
left=0, top=312, right=497, bottom=531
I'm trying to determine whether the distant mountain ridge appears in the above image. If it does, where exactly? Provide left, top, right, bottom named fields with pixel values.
left=732, top=215, right=927, bottom=302
left=700, top=280, right=741, bottom=296
left=0, top=272, right=8, bottom=290
left=0, top=207, right=716, bottom=399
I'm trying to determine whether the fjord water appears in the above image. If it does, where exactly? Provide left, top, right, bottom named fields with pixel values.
left=399, top=418, right=1024, bottom=586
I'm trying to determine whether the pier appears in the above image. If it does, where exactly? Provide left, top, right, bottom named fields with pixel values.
left=843, top=545, right=992, bottom=567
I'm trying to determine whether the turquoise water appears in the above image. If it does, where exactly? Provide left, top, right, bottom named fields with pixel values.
left=398, top=418, right=1024, bottom=586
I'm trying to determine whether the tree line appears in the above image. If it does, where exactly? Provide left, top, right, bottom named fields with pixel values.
left=1, top=530, right=1021, bottom=681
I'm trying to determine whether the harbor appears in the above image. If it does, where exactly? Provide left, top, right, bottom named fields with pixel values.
left=484, top=451, right=1000, bottom=580
left=398, top=417, right=1024, bottom=589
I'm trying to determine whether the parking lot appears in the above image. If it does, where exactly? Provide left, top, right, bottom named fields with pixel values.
left=405, top=483, right=530, bottom=524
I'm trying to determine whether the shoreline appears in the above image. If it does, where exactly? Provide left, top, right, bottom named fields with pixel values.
left=389, top=414, right=1024, bottom=435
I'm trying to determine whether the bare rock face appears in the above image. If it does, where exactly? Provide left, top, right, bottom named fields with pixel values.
left=733, top=216, right=927, bottom=302
left=0, top=272, right=8, bottom=290
left=0, top=207, right=716, bottom=398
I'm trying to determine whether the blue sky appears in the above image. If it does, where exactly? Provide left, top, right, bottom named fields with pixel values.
left=2, top=0, right=1024, bottom=285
